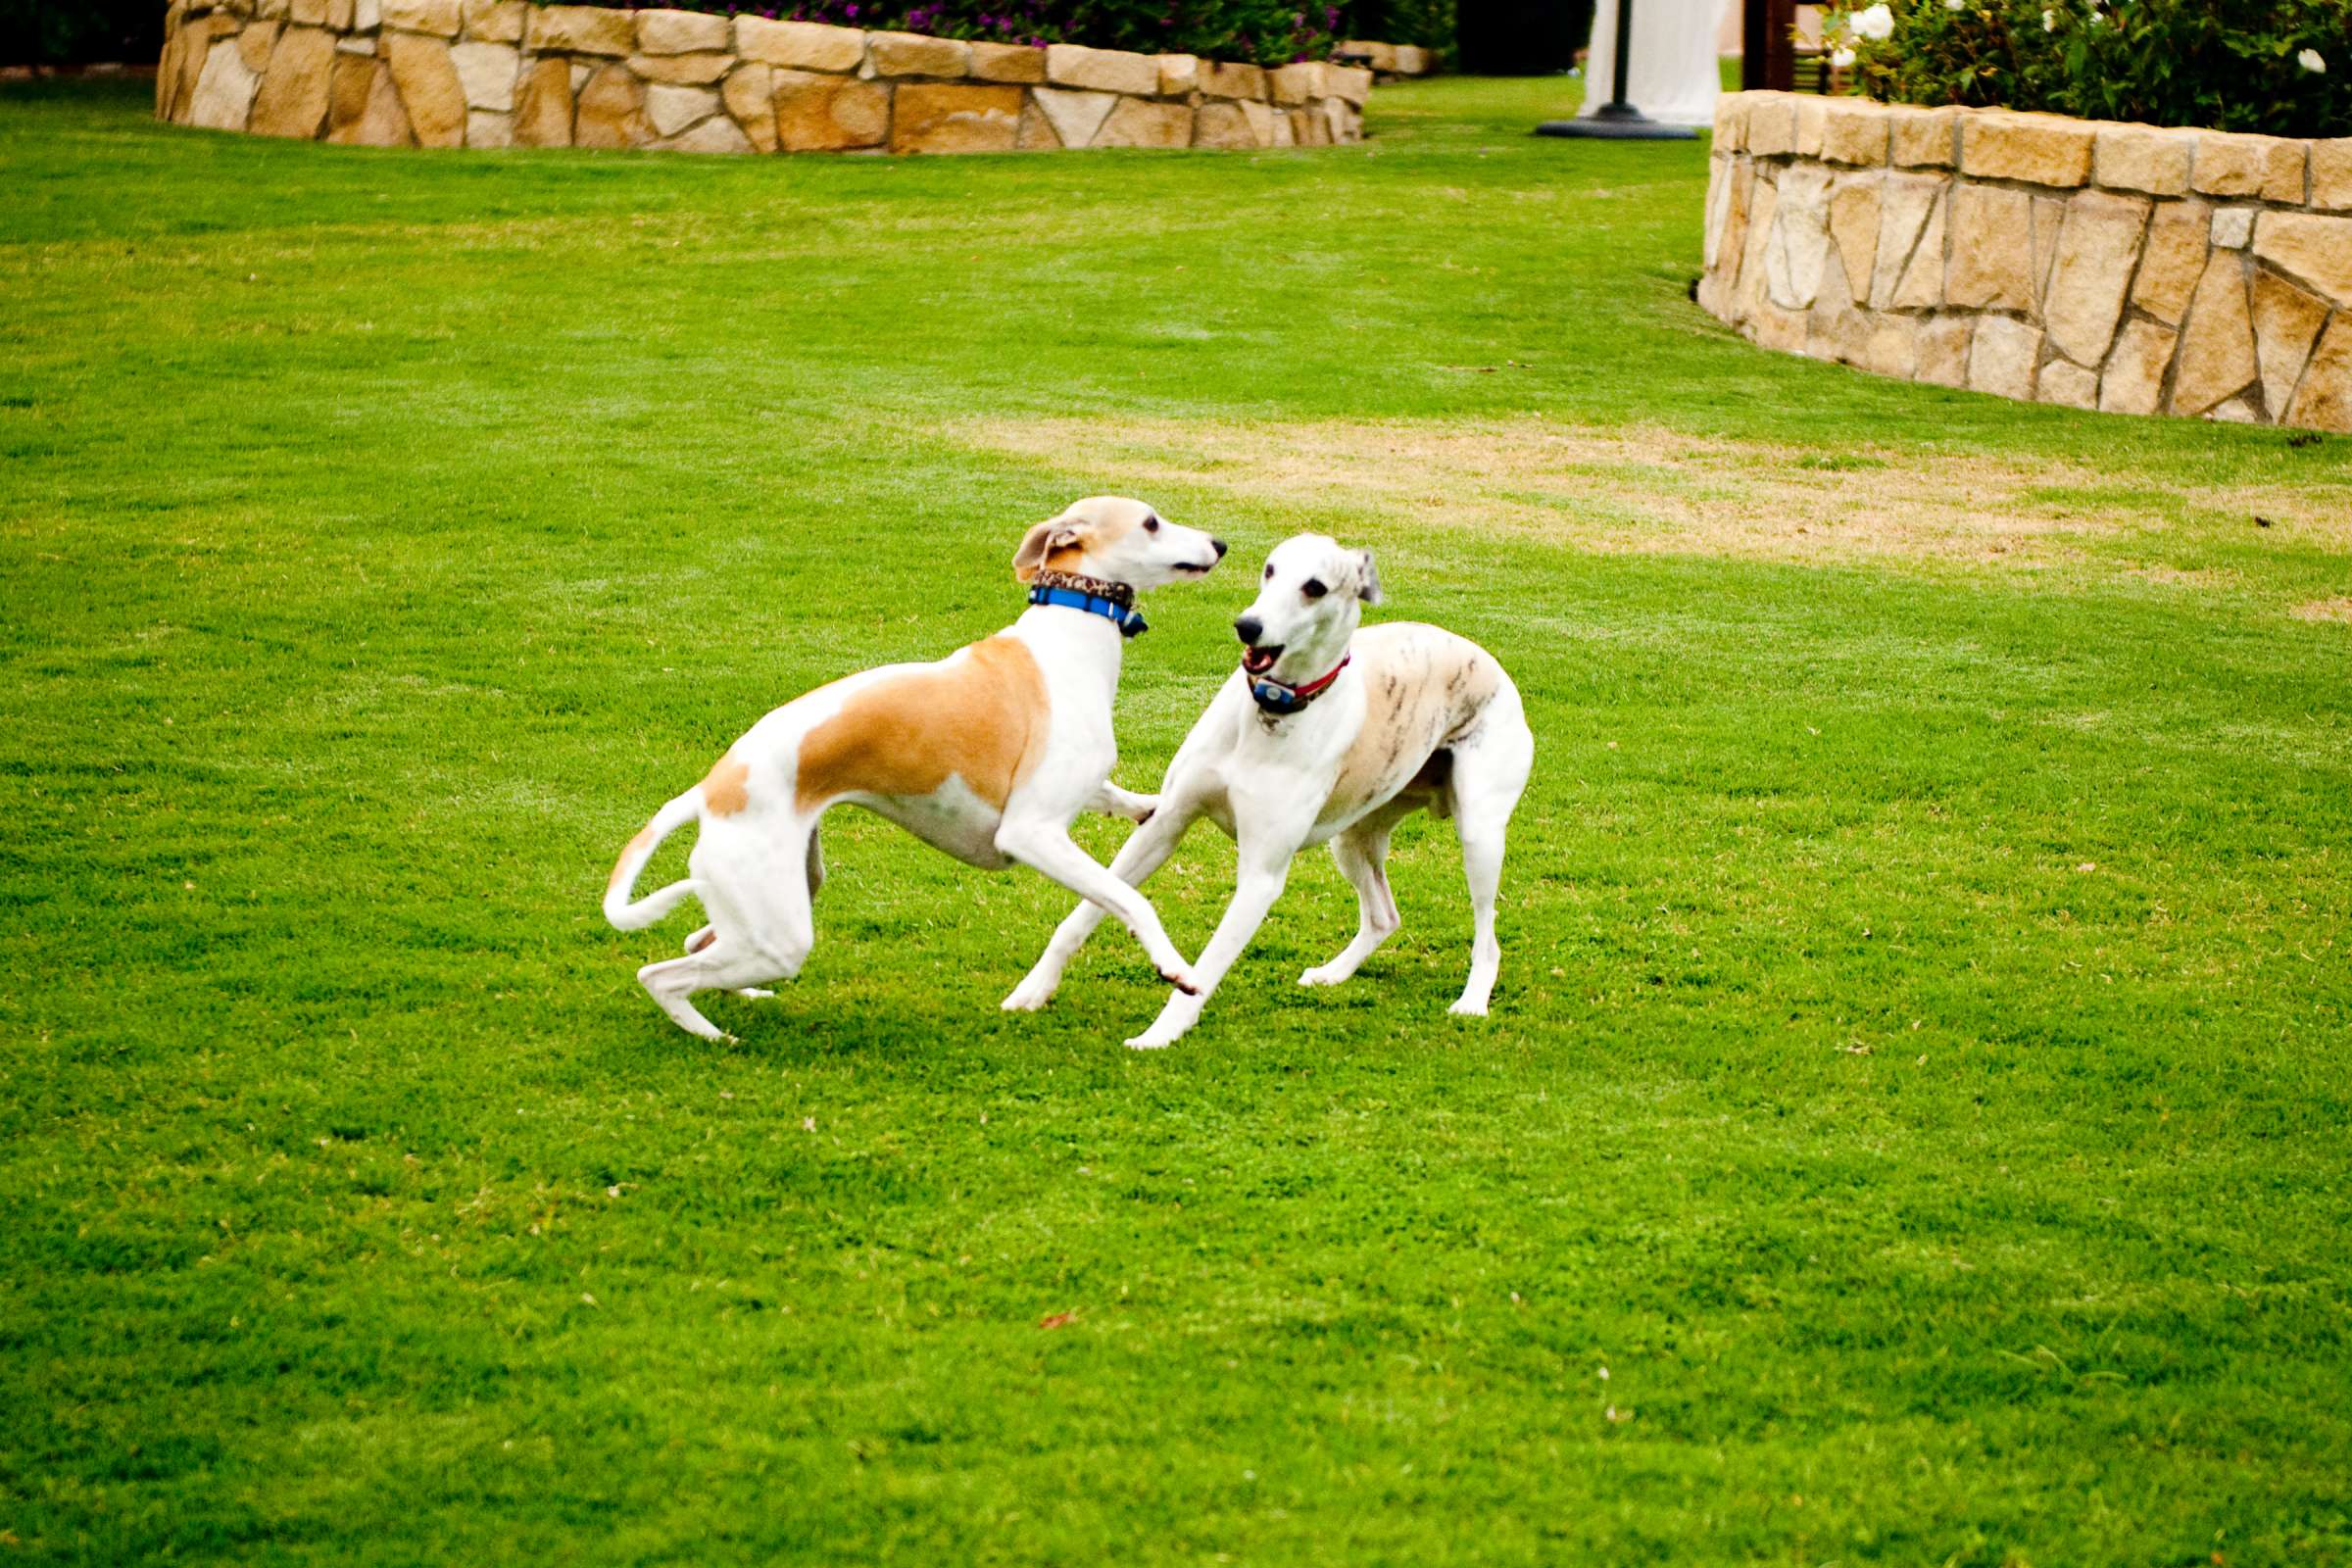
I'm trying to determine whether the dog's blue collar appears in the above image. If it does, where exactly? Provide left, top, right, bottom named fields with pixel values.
left=1029, top=584, right=1148, bottom=639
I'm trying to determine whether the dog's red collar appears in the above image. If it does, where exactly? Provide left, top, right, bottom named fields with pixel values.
left=1249, top=654, right=1350, bottom=715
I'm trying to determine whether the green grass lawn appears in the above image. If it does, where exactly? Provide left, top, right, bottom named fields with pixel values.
left=4, top=73, right=2351, bottom=1566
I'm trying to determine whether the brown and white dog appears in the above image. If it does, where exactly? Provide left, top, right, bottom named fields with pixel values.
left=1004, top=533, right=1534, bottom=1048
left=604, top=497, right=1225, bottom=1040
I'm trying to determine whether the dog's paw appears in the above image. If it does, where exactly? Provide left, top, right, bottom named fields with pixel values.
left=1446, top=997, right=1490, bottom=1017
left=1125, top=1029, right=1178, bottom=1051
left=734, top=988, right=775, bottom=1001
left=1298, top=964, right=1348, bottom=988
left=1001, top=975, right=1057, bottom=1012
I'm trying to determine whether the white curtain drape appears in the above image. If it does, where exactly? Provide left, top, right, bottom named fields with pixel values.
left=1581, top=0, right=1735, bottom=127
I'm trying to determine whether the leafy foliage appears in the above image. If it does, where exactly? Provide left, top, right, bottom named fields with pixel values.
left=1835, top=0, right=2351, bottom=137
left=0, top=0, right=159, bottom=65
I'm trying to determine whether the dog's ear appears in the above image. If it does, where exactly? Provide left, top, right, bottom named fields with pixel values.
left=1012, top=515, right=1090, bottom=582
left=1355, top=549, right=1384, bottom=605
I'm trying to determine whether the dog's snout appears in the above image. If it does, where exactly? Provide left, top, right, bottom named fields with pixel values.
left=1211, top=538, right=1228, bottom=560
left=1234, top=613, right=1262, bottom=646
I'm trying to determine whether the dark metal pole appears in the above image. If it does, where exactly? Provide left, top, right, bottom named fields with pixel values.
left=1534, top=0, right=1699, bottom=140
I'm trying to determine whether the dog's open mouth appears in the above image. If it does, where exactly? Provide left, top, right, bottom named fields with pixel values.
left=1174, top=559, right=1216, bottom=575
left=1241, top=644, right=1283, bottom=676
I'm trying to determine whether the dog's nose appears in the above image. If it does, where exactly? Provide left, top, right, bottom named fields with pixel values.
left=1211, top=538, right=1228, bottom=559
left=1234, top=614, right=1261, bottom=645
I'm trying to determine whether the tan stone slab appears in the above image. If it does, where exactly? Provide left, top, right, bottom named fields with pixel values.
left=2251, top=270, right=2328, bottom=420
left=2192, top=131, right=2305, bottom=202
left=450, top=39, right=516, bottom=111
left=2099, top=318, right=2177, bottom=415
left=289, top=0, right=330, bottom=23
left=2315, top=139, right=2352, bottom=212
left=869, top=30, right=969, bottom=79
left=1393, top=44, right=1433, bottom=74
left=1200, top=60, right=1266, bottom=99
left=1734, top=176, right=1779, bottom=318
left=326, top=53, right=414, bottom=143
left=1046, top=42, right=1155, bottom=95
left=2285, top=316, right=2352, bottom=433
left=2129, top=199, right=2208, bottom=325
left=1194, top=100, right=1257, bottom=149
left=384, top=31, right=465, bottom=146
left=465, top=107, right=509, bottom=145
left=1916, top=316, right=1971, bottom=388
left=890, top=80, right=1019, bottom=152
left=1712, top=94, right=1745, bottom=154
left=1744, top=92, right=1795, bottom=157
left=1241, top=98, right=1278, bottom=145
left=1098, top=96, right=1193, bottom=148
left=1886, top=105, right=1954, bottom=170
left=645, top=81, right=717, bottom=137
left=1326, top=65, right=1371, bottom=108
left=1015, top=95, right=1058, bottom=149
left=238, top=19, right=281, bottom=71
left=1712, top=159, right=1753, bottom=295
left=249, top=24, right=336, bottom=136
left=2093, top=122, right=2191, bottom=196
left=1703, top=155, right=1733, bottom=270
left=2038, top=359, right=2098, bottom=409
left=1031, top=87, right=1113, bottom=149
left=735, top=16, right=864, bottom=73
left=1269, top=62, right=1322, bottom=105
left=2042, top=189, right=2150, bottom=367
left=526, top=5, right=633, bottom=56
left=654, top=114, right=753, bottom=152
left=189, top=38, right=263, bottom=129
left=971, top=42, right=1046, bottom=84
left=1970, top=316, right=2041, bottom=400
left=1155, top=54, right=1200, bottom=96
left=513, top=54, right=572, bottom=144
left=461, top=0, right=523, bottom=42
left=2250, top=211, right=2352, bottom=308
left=2170, top=252, right=2256, bottom=415
left=722, top=63, right=776, bottom=152
left=636, top=8, right=730, bottom=55
left=1863, top=317, right=1916, bottom=379
left=573, top=62, right=646, bottom=147
left=1827, top=173, right=1879, bottom=304
left=1888, top=188, right=1948, bottom=310
left=379, top=0, right=457, bottom=36
left=2029, top=192, right=2066, bottom=306
left=1819, top=99, right=1886, bottom=167
left=773, top=70, right=887, bottom=149
left=1946, top=183, right=2034, bottom=310
left=2209, top=206, right=2253, bottom=250
left=1763, top=163, right=1832, bottom=310
left=1867, top=172, right=1942, bottom=309
left=1961, top=109, right=2093, bottom=187
left=629, top=53, right=731, bottom=86
left=328, top=0, right=358, bottom=26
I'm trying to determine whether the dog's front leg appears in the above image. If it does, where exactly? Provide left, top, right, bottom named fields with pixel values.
left=996, top=819, right=1199, bottom=997
left=1125, top=829, right=1298, bottom=1051
left=1004, top=797, right=1200, bottom=1011
left=1086, top=780, right=1158, bottom=823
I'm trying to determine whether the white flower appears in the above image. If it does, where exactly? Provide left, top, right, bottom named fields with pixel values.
left=2298, top=47, right=2326, bottom=74
left=2041, top=8, right=2056, bottom=27
left=1852, top=2, right=1895, bottom=39
left=1832, top=44, right=1857, bottom=66
left=2086, top=9, right=2102, bottom=22
left=1943, top=0, right=1964, bottom=10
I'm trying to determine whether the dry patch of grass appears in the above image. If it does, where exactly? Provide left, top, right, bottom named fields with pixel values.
left=956, top=416, right=2350, bottom=580
left=2293, top=597, right=2352, bottom=623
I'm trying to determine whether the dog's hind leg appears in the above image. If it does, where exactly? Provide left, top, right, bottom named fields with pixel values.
left=638, top=821, right=818, bottom=1036
left=1444, top=707, right=1535, bottom=1017
left=1300, top=815, right=1406, bottom=989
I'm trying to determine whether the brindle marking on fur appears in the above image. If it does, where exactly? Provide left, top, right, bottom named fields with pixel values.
left=794, top=637, right=1047, bottom=812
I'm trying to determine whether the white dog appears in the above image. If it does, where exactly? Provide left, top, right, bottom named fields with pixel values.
left=1004, top=534, right=1535, bottom=1048
left=604, top=497, right=1225, bottom=1040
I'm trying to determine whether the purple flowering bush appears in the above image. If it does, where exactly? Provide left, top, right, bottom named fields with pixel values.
left=539, top=0, right=1410, bottom=66
left=1836, top=0, right=2350, bottom=137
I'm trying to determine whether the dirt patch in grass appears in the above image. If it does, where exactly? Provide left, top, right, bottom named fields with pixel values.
left=2292, top=597, right=2352, bottom=622
left=956, top=416, right=2352, bottom=577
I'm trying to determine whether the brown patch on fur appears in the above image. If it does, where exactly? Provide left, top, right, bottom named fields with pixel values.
left=1013, top=502, right=1145, bottom=582
left=701, top=756, right=751, bottom=815
left=608, top=824, right=658, bottom=895
left=2292, top=597, right=2352, bottom=623
left=955, top=416, right=2352, bottom=574
left=795, top=637, right=1048, bottom=811
left=1328, top=625, right=1496, bottom=821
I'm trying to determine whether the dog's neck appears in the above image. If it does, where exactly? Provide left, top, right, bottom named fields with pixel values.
left=1249, top=649, right=1351, bottom=716
left=1025, top=569, right=1147, bottom=639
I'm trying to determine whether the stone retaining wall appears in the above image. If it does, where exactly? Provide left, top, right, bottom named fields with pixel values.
left=154, top=0, right=1372, bottom=154
left=1698, top=90, right=2352, bottom=432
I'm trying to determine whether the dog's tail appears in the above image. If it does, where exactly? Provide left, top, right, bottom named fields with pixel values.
left=603, top=788, right=705, bottom=931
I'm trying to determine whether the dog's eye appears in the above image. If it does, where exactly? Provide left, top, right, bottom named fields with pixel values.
left=1302, top=578, right=1328, bottom=600
left=1263, top=564, right=1275, bottom=581
left=1143, top=516, right=1159, bottom=533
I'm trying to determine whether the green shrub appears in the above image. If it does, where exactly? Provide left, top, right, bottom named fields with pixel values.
left=0, top=0, right=160, bottom=65
left=1834, top=0, right=2351, bottom=138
